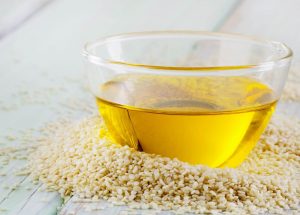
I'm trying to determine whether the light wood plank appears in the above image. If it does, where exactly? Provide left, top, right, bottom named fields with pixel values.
left=0, top=0, right=238, bottom=214
left=0, top=0, right=53, bottom=39
left=0, top=0, right=238, bottom=133
left=17, top=184, right=62, bottom=215
left=0, top=178, right=61, bottom=215
left=0, top=178, right=40, bottom=215
left=0, top=163, right=27, bottom=203
left=0, top=0, right=239, bottom=77
left=219, top=0, right=300, bottom=103
left=220, top=0, right=300, bottom=62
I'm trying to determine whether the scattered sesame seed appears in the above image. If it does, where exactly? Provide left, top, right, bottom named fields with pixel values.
left=27, top=113, right=300, bottom=214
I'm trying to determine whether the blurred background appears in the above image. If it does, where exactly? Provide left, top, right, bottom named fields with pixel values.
left=1, top=0, right=300, bottom=76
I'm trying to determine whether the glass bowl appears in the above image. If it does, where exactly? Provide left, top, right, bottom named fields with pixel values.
left=82, top=31, right=292, bottom=168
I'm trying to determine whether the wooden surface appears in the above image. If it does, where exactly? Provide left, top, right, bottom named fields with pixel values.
left=0, top=0, right=299, bottom=214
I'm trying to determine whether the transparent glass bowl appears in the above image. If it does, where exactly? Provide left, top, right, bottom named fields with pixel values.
left=83, top=31, right=292, bottom=168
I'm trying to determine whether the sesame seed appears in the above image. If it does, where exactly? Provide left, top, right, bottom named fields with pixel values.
left=26, top=113, right=300, bottom=214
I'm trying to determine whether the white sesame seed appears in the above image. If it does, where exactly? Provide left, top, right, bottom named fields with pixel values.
left=26, top=113, right=300, bottom=214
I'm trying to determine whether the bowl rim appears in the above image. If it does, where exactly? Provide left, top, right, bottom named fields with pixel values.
left=82, top=30, right=293, bottom=73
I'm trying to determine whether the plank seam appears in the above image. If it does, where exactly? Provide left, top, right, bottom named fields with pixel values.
left=16, top=184, right=42, bottom=215
left=213, top=0, right=245, bottom=31
left=0, top=0, right=55, bottom=41
left=0, top=176, right=27, bottom=205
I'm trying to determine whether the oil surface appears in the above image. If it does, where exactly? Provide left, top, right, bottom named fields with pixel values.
left=96, top=75, right=276, bottom=167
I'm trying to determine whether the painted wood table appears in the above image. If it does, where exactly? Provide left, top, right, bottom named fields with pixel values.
left=0, top=0, right=299, bottom=214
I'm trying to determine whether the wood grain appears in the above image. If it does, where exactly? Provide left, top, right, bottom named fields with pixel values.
left=0, top=0, right=53, bottom=39
left=0, top=0, right=238, bottom=214
left=220, top=0, right=300, bottom=61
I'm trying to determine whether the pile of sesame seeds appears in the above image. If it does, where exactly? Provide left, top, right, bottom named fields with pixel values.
left=29, top=114, right=300, bottom=214
left=0, top=70, right=300, bottom=214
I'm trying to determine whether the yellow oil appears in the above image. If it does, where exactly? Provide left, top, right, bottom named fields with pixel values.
left=96, top=75, right=276, bottom=168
